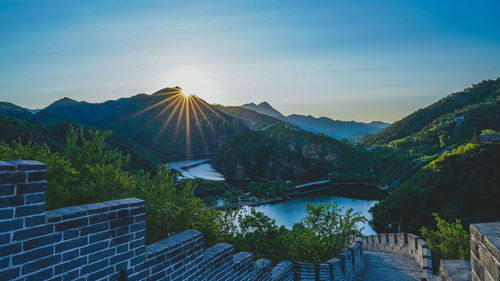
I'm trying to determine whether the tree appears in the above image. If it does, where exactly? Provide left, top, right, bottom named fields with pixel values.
left=421, top=213, right=470, bottom=272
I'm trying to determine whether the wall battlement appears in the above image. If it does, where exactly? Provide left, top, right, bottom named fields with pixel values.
left=0, top=160, right=365, bottom=281
left=362, top=232, right=434, bottom=280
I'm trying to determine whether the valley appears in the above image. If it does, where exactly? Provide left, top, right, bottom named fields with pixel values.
left=1, top=78, right=500, bottom=238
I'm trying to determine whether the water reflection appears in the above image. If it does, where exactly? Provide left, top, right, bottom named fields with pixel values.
left=242, top=194, right=377, bottom=235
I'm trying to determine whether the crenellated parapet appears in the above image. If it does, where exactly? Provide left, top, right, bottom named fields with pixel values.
left=362, top=232, right=434, bottom=280
left=0, top=160, right=365, bottom=281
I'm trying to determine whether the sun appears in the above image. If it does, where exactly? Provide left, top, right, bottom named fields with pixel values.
left=165, top=65, right=220, bottom=103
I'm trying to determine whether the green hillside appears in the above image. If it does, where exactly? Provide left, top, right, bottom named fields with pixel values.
left=40, top=88, right=245, bottom=161
left=363, top=79, right=500, bottom=152
left=0, top=116, right=159, bottom=170
left=371, top=143, right=500, bottom=234
left=365, top=78, right=500, bottom=234
left=213, top=123, right=376, bottom=181
left=216, top=105, right=282, bottom=130
left=0, top=101, right=34, bottom=120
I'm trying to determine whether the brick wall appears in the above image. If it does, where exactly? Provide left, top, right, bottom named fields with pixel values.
left=0, top=160, right=366, bottom=281
left=290, top=237, right=364, bottom=281
left=470, top=222, right=500, bottom=281
left=362, top=232, right=434, bottom=280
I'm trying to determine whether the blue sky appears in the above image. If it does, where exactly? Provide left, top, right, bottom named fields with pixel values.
left=1, top=0, right=499, bottom=122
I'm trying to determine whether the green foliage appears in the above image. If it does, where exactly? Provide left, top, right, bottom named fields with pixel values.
left=0, top=126, right=224, bottom=245
left=421, top=213, right=470, bottom=271
left=228, top=201, right=366, bottom=264
left=363, top=78, right=500, bottom=146
left=285, top=202, right=366, bottom=263
left=481, top=129, right=498, bottom=134
left=0, top=125, right=366, bottom=259
left=213, top=124, right=375, bottom=181
left=129, top=169, right=227, bottom=245
left=247, top=181, right=291, bottom=198
left=371, top=143, right=500, bottom=234
left=0, top=139, right=76, bottom=210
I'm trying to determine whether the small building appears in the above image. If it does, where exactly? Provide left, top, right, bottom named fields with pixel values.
left=479, top=133, right=500, bottom=144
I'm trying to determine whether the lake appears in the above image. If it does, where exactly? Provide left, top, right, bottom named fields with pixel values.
left=168, top=159, right=378, bottom=235
left=242, top=194, right=378, bottom=235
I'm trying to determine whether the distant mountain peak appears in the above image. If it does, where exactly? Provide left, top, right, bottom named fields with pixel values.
left=241, top=101, right=285, bottom=119
left=152, top=86, right=182, bottom=96
left=47, top=97, right=81, bottom=109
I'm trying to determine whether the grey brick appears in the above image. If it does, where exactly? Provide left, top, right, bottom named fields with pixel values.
left=25, top=193, right=46, bottom=204
left=117, top=243, right=128, bottom=253
left=63, top=229, right=79, bottom=240
left=56, top=206, right=87, bottom=220
left=110, top=250, right=134, bottom=265
left=63, top=248, right=79, bottom=261
left=0, top=256, right=9, bottom=269
left=55, top=237, right=88, bottom=253
left=89, top=212, right=115, bottom=224
left=24, top=214, right=46, bottom=227
left=81, top=259, right=108, bottom=275
left=88, top=266, right=114, bottom=281
left=110, top=233, right=133, bottom=246
left=110, top=217, right=133, bottom=228
left=80, top=240, right=108, bottom=255
left=0, top=208, right=13, bottom=220
left=23, top=233, right=62, bottom=251
left=0, top=267, right=20, bottom=280
left=135, top=230, right=145, bottom=240
left=15, top=203, right=45, bottom=218
left=55, top=217, right=88, bottom=231
left=0, top=242, right=21, bottom=256
left=0, top=161, right=16, bottom=171
left=62, top=269, right=79, bottom=281
left=0, top=233, right=9, bottom=244
left=13, top=224, right=53, bottom=241
left=0, top=171, right=25, bottom=184
left=24, top=267, right=53, bottom=281
left=55, top=256, right=87, bottom=275
left=0, top=184, right=15, bottom=196
left=80, top=221, right=108, bottom=236
left=27, top=171, right=47, bottom=181
left=89, top=230, right=111, bottom=243
left=17, top=182, right=46, bottom=194
left=0, top=195, right=25, bottom=208
left=130, top=221, right=146, bottom=232
left=89, top=248, right=115, bottom=263
left=116, top=225, right=129, bottom=236
left=12, top=245, right=53, bottom=265
left=22, top=254, right=61, bottom=274
left=9, top=160, right=46, bottom=170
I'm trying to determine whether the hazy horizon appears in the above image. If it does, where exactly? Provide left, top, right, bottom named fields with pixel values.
left=1, top=0, right=500, bottom=123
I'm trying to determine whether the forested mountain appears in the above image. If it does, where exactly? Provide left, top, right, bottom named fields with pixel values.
left=363, top=78, right=500, bottom=149
left=213, top=123, right=376, bottom=181
left=286, top=114, right=389, bottom=140
left=241, top=101, right=286, bottom=120
left=240, top=101, right=389, bottom=140
left=367, top=78, right=500, bottom=234
left=216, top=105, right=282, bottom=130
left=0, top=115, right=159, bottom=170
left=2, top=87, right=379, bottom=178
left=0, top=101, right=34, bottom=120
left=39, top=87, right=244, bottom=161
left=372, top=143, right=500, bottom=234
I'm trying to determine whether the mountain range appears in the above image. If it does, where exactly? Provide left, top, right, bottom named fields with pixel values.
left=241, top=102, right=390, bottom=140
left=0, top=87, right=379, bottom=176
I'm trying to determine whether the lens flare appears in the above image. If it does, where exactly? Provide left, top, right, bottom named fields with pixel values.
left=133, top=88, right=224, bottom=159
